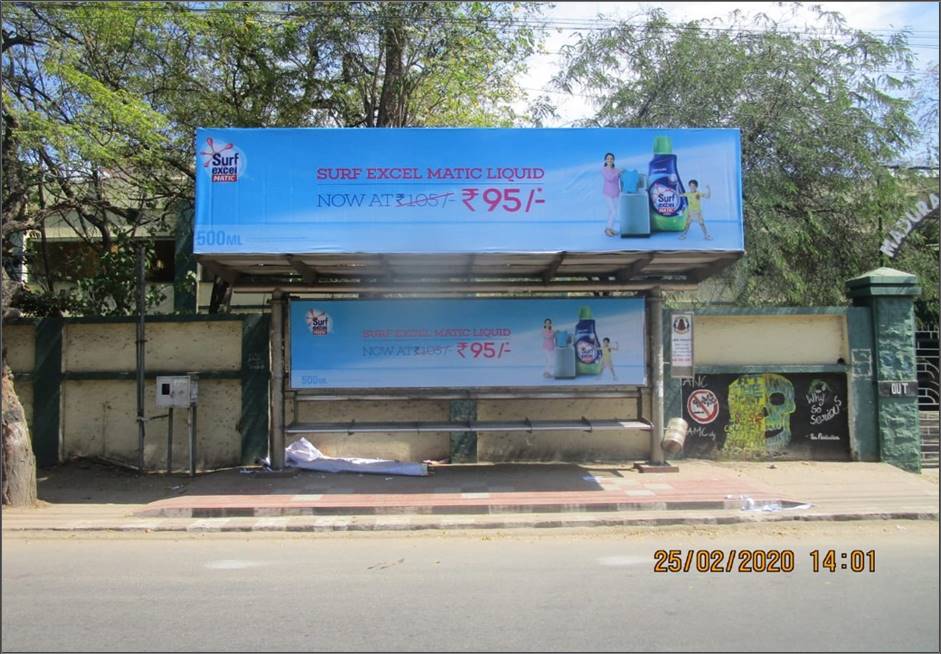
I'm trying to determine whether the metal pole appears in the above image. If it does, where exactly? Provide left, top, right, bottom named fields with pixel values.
left=166, top=407, right=174, bottom=474
left=189, top=404, right=197, bottom=477
left=136, top=243, right=146, bottom=473
left=270, top=291, right=286, bottom=470
left=647, top=287, right=665, bottom=465
left=188, top=372, right=199, bottom=477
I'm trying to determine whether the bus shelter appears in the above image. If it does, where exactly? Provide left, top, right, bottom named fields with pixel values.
left=195, top=127, right=744, bottom=468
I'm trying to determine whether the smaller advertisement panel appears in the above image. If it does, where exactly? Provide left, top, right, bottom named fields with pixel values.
left=289, top=298, right=646, bottom=389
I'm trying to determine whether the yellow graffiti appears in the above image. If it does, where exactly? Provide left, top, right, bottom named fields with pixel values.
left=725, top=374, right=796, bottom=452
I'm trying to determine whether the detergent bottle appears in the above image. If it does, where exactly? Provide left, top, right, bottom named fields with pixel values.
left=552, top=330, right=576, bottom=379
left=574, top=306, right=603, bottom=375
left=618, top=169, right=651, bottom=237
left=647, top=135, right=687, bottom=231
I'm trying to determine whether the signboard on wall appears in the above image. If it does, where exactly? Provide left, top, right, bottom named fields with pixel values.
left=670, top=313, right=694, bottom=378
left=195, top=127, right=744, bottom=255
left=681, top=373, right=850, bottom=460
left=289, top=298, right=645, bottom=389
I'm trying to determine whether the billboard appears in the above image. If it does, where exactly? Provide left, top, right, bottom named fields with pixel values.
left=195, top=127, right=743, bottom=254
left=289, top=298, right=646, bottom=389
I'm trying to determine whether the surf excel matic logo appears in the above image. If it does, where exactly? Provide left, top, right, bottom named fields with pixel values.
left=305, top=309, right=333, bottom=336
left=200, top=137, right=246, bottom=183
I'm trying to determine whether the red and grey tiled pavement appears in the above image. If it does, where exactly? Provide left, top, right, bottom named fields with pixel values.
left=2, top=461, right=937, bottom=533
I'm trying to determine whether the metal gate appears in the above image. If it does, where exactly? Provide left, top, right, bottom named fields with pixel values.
left=917, top=329, right=939, bottom=468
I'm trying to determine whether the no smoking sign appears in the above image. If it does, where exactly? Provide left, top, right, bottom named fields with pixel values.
left=687, top=389, right=719, bottom=425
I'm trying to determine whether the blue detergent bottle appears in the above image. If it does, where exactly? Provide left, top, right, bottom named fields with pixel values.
left=574, top=306, right=602, bottom=375
left=647, top=135, right=687, bottom=231
left=552, top=330, right=576, bottom=379
left=618, top=169, right=651, bottom=237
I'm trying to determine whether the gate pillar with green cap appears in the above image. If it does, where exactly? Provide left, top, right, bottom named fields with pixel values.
left=846, top=267, right=922, bottom=471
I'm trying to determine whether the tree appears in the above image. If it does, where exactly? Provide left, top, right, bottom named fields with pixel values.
left=1, top=268, right=37, bottom=506
left=1, top=1, right=545, bottom=494
left=2, top=1, right=544, bottom=313
left=553, top=5, right=938, bottom=316
left=2, top=2, right=188, bottom=314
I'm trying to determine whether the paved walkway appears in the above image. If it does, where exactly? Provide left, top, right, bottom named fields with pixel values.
left=2, top=460, right=937, bottom=533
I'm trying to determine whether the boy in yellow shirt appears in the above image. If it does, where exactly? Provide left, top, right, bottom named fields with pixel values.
left=601, top=337, right=618, bottom=380
left=679, top=179, right=712, bottom=241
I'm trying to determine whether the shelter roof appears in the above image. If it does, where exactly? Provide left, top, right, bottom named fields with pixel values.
left=198, top=250, right=742, bottom=294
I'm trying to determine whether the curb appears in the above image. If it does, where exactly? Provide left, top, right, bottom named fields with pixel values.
left=134, top=498, right=804, bottom=519
left=3, top=511, right=937, bottom=534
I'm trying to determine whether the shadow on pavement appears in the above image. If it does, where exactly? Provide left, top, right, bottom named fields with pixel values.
left=37, top=457, right=612, bottom=505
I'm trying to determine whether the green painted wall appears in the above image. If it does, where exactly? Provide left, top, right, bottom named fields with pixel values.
left=240, top=314, right=270, bottom=465
left=32, top=317, right=63, bottom=467
left=847, top=268, right=922, bottom=471
left=847, top=307, right=879, bottom=461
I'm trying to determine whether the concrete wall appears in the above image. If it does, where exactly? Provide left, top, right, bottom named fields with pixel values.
left=290, top=399, right=450, bottom=461
left=477, top=397, right=647, bottom=462
left=4, top=323, right=36, bottom=433
left=61, top=378, right=241, bottom=470
left=63, top=320, right=241, bottom=373
left=289, top=395, right=647, bottom=463
left=10, top=305, right=878, bottom=468
left=9, top=317, right=248, bottom=470
left=694, top=314, right=848, bottom=365
left=58, top=319, right=243, bottom=469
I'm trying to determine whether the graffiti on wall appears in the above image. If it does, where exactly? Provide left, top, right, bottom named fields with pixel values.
left=682, top=373, right=850, bottom=460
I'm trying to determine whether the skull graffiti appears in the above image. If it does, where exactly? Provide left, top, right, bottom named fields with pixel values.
left=763, top=374, right=796, bottom=449
left=726, top=374, right=796, bottom=452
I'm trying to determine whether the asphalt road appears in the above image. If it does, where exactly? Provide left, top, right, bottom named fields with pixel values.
left=2, top=521, right=938, bottom=652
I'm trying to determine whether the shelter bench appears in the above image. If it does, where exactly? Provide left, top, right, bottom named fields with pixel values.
left=285, top=418, right=652, bottom=435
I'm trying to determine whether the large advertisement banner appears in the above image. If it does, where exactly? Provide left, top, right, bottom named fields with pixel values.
left=289, top=298, right=646, bottom=389
left=195, top=127, right=743, bottom=254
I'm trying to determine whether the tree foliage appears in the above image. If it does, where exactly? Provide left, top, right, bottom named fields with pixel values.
left=2, top=1, right=544, bottom=315
left=554, top=5, right=939, bottom=323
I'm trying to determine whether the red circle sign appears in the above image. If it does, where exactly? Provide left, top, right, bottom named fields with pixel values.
left=687, top=389, right=719, bottom=425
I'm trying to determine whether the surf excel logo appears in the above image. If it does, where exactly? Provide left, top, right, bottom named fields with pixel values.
left=305, top=309, right=333, bottom=336
left=200, top=136, right=246, bottom=183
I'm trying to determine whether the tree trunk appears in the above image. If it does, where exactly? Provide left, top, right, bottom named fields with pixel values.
left=1, top=364, right=38, bottom=507
left=376, top=17, right=405, bottom=127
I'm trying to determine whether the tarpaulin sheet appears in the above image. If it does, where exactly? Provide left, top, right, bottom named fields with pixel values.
left=285, top=437, right=428, bottom=477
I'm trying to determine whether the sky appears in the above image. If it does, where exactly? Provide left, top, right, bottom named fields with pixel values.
left=517, top=1, right=940, bottom=151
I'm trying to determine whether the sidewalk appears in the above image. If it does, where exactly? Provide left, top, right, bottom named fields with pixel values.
left=2, top=459, right=937, bottom=534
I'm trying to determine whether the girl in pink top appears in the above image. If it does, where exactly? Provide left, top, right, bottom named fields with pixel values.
left=601, top=152, right=622, bottom=237
left=542, top=318, right=555, bottom=378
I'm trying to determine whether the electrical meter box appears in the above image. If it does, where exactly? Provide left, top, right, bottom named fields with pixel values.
left=156, top=375, right=198, bottom=408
